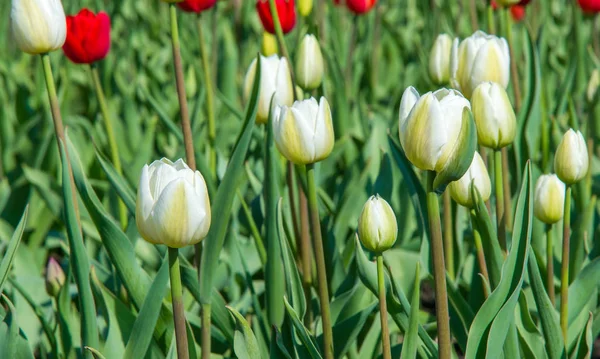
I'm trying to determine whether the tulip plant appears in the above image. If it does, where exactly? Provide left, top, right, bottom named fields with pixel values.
left=3, top=1, right=600, bottom=359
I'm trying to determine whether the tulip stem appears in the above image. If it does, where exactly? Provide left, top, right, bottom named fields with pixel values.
left=494, top=150, right=507, bottom=252
left=376, top=255, right=392, bottom=359
left=168, top=247, right=189, bottom=359
left=41, top=53, right=97, bottom=359
left=201, top=303, right=212, bottom=359
left=426, top=171, right=452, bottom=359
left=196, top=14, right=217, bottom=174
left=237, top=190, right=267, bottom=265
left=560, top=185, right=572, bottom=343
left=442, top=191, right=455, bottom=280
left=169, top=3, right=196, bottom=171
left=470, top=210, right=490, bottom=298
left=501, top=148, right=513, bottom=231
left=305, top=163, right=334, bottom=359
left=546, top=224, right=555, bottom=306
left=90, top=64, right=128, bottom=230
left=299, top=188, right=313, bottom=328
left=503, top=8, right=521, bottom=111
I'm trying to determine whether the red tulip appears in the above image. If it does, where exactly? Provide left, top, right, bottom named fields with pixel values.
left=510, top=5, right=525, bottom=21
left=63, top=9, right=110, bottom=64
left=578, top=0, right=600, bottom=13
left=178, top=0, right=217, bottom=13
left=256, top=0, right=296, bottom=34
left=345, top=0, right=376, bottom=14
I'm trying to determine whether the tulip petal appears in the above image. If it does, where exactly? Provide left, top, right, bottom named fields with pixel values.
left=275, top=57, right=294, bottom=108
left=398, top=86, right=420, bottom=129
left=313, top=97, right=334, bottom=162
left=135, top=165, right=160, bottom=244
left=468, top=41, right=510, bottom=94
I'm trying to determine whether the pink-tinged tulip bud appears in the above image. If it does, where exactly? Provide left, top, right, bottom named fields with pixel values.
left=45, top=257, right=66, bottom=297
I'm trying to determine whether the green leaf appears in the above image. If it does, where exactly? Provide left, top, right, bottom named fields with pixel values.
left=199, top=54, right=260, bottom=304
left=283, top=297, right=323, bottom=359
left=123, top=259, right=169, bottom=359
left=0, top=206, right=27, bottom=294
left=228, top=306, right=262, bottom=359
left=400, top=262, right=421, bottom=359
left=567, top=257, right=600, bottom=325
left=85, top=346, right=108, bottom=359
left=465, top=162, right=533, bottom=359
left=527, top=253, right=565, bottom=359
left=59, top=140, right=99, bottom=355
left=0, top=294, right=34, bottom=359
left=95, top=149, right=136, bottom=214
left=569, top=312, right=593, bottom=359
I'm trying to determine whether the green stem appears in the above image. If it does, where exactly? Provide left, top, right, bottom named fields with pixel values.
left=169, top=248, right=189, bottom=359
left=196, top=14, right=216, bottom=174
left=494, top=150, right=507, bottom=251
left=442, top=191, right=455, bottom=280
left=470, top=211, right=490, bottom=298
left=306, top=164, right=334, bottom=359
left=90, top=65, right=128, bottom=230
left=426, top=171, right=452, bottom=359
left=546, top=224, right=555, bottom=306
left=299, top=188, right=313, bottom=328
left=487, top=5, right=496, bottom=34
left=501, top=148, right=513, bottom=232
left=560, top=186, right=571, bottom=343
left=376, top=255, right=391, bottom=359
left=169, top=4, right=196, bottom=171
left=201, top=303, right=211, bottom=359
left=237, top=190, right=267, bottom=265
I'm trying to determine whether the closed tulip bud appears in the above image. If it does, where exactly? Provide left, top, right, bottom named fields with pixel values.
left=554, top=129, right=589, bottom=185
left=345, top=0, right=377, bottom=14
left=578, top=0, right=600, bottom=13
left=136, top=158, right=211, bottom=248
left=399, top=87, right=477, bottom=190
left=450, top=31, right=510, bottom=98
left=448, top=152, right=491, bottom=208
left=177, top=0, right=217, bottom=12
left=11, top=0, right=67, bottom=55
left=358, top=195, right=398, bottom=253
left=243, top=54, right=293, bottom=124
left=429, top=34, right=453, bottom=85
left=534, top=174, right=565, bottom=224
left=256, top=0, right=296, bottom=35
left=62, top=9, right=110, bottom=64
left=587, top=69, right=599, bottom=102
left=273, top=96, right=334, bottom=164
left=298, top=0, right=313, bottom=16
left=45, top=257, right=65, bottom=297
left=296, top=34, right=324, bottom=91
left=471, top=82, right=516, bottom=149
left=261, top=32, right=278, bottom=56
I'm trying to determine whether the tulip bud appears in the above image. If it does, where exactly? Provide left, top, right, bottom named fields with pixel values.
left=554, top=129, right=589, bottom=185
left=298, top=0, right=313, bottom=17
left=62, top=9, right=110, bottom=64
left=587, top=69, right=599, bottom=102
left=11, top=0, right=67, bottom=55
left=399, top=87, right=477, bottom=190
left=273, top=96, right=334, bottom=164
left=45, top=257, right=66, bottom=297
left=296, top=34, right=324, bottom=91
left=136, top=158, right=211, bottom=248
left=429, top=34, right=453, bottom=85
left=448, top=152, right=491, bottom=208
left=345, top=0, right=377, bottom=14
left=243, top=54, right=294, bottom=124
left=450, top=31, right=510, bottom=98
left=358, top=195, right=397, bottom=253
left=178, top=0, right=217, bottom=13
left=471, top=82, right=517, bottom=149
left=256, top=0, right=296, bottom=35
left=578, top=0, right=600, bottom=13
left=533, top=174, right=565, bottom=224
left=261, top=32, right=278, bottom=56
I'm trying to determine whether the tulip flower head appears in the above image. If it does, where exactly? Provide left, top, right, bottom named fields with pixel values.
left=244, top=54, right=294, bottom=124
left=62, top=9, right=110, bottom=64
left=534, top=174, right=565, bottom=224
left=256, top=0, right=296, bottom=34
left=273, top=97, right=334, bottom=165
left=178, top=0, right=217, bottom=12
left=11, top=0, right=67, bottom=55
left=578, top=0, right=600, bottom=13
left=358, top=195, right=398, bottom=253
left=450, top=31, right=510, bottom=98
left=261, top=32, right=279, bottom=56
left=429, top=34, right=453, bottom=85
left=45, top=257, right=66, bottom=297
left=448, top=152, right=491, bottom=208
left=399, top=87, right=477, bottom=190
left=136, top=158, right=211, bottom=248
left=298, top=0, right=313, bottom=16
left=341, top=0, right=377, bottom=14
left=554, top=129, right=589, bottom=185
left=471, top=82, right=516, bottom=149
left=296, top=34, right=324, bottom=91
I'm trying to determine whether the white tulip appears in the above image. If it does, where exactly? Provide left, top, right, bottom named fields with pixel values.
left=471, top=82, right=517, bottom=149
left=11, top=0, right=67, bottom=55
left=448, top=152, right=491, bottom=208
left=554, top=129, right=589, bottom=185
left=136, top=158, right=211, bottom=248
left=398, top=87, right=471, bottom=172
left=534, top=174, right=565, bottom=224
left=296, top=34, right=324, bottom=91
left=358, top=195, right=398, bottom=253
left=243, top=54, right=294, bottom=124
left=429, top=34, right=453, bottom=85
left=273, top=96, right=334, bottom=165
left=450, top=31, right=510, bottom=98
